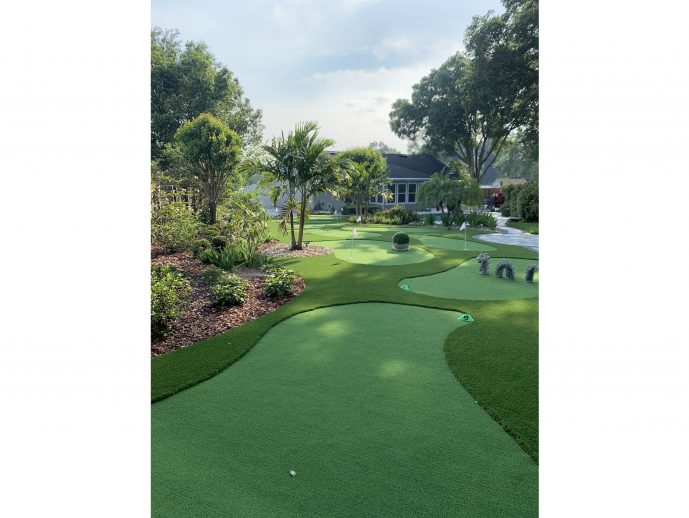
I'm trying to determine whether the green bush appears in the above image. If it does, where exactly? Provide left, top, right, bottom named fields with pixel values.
left=424, top=213, right=435, bottom=225
left=263, top=267, right=297, bottom=298
left=371, top=205, right=421, bottom=225
left=199, top=266, right=224, bottom=284
left=151, top=264, right=191, bottom=338
left=500, top=185, right=518, bottom=217
left=151, top=202, right=199, bottom=252
left=440, top=213, right=451, bottom=228
left=393, top=232, right=410, bottom=245
left=210, top=272, right=248, bottom=307
left=465, top=212, right=497, bottom=229
left=211, top=235, right=228, bottom=251
left=200, top=244, right=243, bottom=271
left=191, top=238, right=211, bottom=256
left=517, top=181, right=539, bottom=222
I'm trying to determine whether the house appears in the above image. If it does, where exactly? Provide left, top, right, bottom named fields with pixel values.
left=252, top=153, right=449, bottom=214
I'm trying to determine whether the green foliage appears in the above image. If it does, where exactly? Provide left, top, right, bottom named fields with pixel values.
left=416, top=170, right=463, bottom=213
left=210, top=272, right=248, bottom=307
left=517, top=181, right=539, bottom=222
left=151, top=202, right=200, bottom=252
left=151, top=27, right=262, bottom=159
left=465, top=212, right=497, bottom=229
left=175, top=113, right=243, bottom=224
left=371, top=205, right=421, bottom=225
left=335, top=147, right=391, bottom=218
left=493, top=134, right=538, bottom=181
left=367, top=141, right=400, bottom=154
left=263, top=267, right=297, bottom=298
left=424, top=213, right=435, bottom=225
left=199, top=266, right=224, bottom=285
left=393, top=232, right=410, bottom=245
left=203, top=244, right=243, bottom=271
left=226, top=191, right=269, bottom=267
left=210, top=236, right=228, bottom=251
left=151, top=264, right=191, bottom=338
left=440, top=213, right=451, bottom=228
left=191, top=238, right=211, bottom=256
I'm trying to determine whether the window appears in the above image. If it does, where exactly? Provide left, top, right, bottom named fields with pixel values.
left=408, top=183, right=416, bottom=203
left=397, top=183, right=406, bottom=203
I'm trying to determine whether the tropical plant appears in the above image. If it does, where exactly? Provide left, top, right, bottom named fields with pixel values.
left=371, top=205, right=421, bottom=225
left=226, top=191, right=269, bottom=266
left=335, top=147, right=391, bottom=219
left=151, top=201, right=200, bottom=252
left=151, top=264, right=191, bottom=338
left=201, top=244, right=243, bottom=271
left=417, top=170, right=463, bottom=214
left=174, top=113, right=242, bottom=224
left=210, top=272, right=248, bottom=306
left=263, top=267, right=297, bottom=298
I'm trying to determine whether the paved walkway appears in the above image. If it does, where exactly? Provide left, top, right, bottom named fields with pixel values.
left=475, top=216, right=539, bottom=252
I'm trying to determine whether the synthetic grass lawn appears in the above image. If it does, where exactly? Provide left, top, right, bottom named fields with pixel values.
left=152, top=303, right=538, bottom=517
left=416, top=234, right=497, bottom=252
left=401, top=257, right=539, bottom=300
left=305, top=229, right=382, bottom=239
left=152, top=237, right=539, bottom=460
left=312, top=239, right=434, bottom=265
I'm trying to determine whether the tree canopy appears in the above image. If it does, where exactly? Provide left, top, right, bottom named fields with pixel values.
left=336, top=147, right=391, bottom=219
left=389, top=0, right=538, bottom=179
left=174, top=113, right=242, bottom=224
left=368, top=141, right=400, bottom=154
left=151, top=27, right=263, bottom=159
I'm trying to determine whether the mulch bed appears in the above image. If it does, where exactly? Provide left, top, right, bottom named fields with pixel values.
left=258, top=240, right=332, bottom=258
left=151, top=251, right=304, bottom=357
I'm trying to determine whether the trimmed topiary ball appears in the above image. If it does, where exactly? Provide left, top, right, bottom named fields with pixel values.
left=393, top=232, right=410, bottom=245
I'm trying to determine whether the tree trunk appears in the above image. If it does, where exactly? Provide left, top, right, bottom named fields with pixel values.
left=289, top=210, right=296, bottom=249
left=295, top=197, right=307, bottom=250
left=208, top=200, right=217, bottom=225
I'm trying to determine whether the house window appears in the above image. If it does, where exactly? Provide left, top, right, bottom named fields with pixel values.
left=408, top=183, right=416, bottom=203
left=397, top=183, right=406, bottom=203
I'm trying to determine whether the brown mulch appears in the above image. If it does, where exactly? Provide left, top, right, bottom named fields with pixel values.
left=151, top=251, right=304, bottom=357
left=258, top=239, right=332, bottom=258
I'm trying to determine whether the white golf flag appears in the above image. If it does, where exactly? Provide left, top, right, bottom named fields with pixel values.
left=356, top=215, right=362, bottom=223
left=459, top=222, right=467, bottom=231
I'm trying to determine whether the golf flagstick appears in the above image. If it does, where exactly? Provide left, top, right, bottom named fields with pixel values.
left=460, top=220, right=468, bottom=250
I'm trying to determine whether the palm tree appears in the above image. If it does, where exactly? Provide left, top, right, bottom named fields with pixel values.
left=335, top=147, right=391, bottom=220
left=417, top=170, right=463, bottom=215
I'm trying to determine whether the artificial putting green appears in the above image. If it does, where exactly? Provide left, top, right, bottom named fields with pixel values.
left=341, top=224, right=438, bottom=234
left=416, top=234, right=497, bottom=252
left=306, top=229, right=382, bottom=239
left=313, top=239, right=434, bottom=265
left=401, top=258, right=539, bottom=300
left=152, top=303, right=538, bottom=517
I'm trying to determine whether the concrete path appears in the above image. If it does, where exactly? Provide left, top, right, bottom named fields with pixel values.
left=475, top=216, right=539, bottom=252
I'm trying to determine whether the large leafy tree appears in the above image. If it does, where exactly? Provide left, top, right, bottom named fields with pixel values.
left=465, top=0, right=538, bottom=160
left=174, top=113, right=242, bottom=224
left=390, top=0, right=538, bottom=180
left=336, top=147, right=391, bottom=219
left=368, top=141, right=400, bottom=154
left=151, top=28, right=263, bottom=159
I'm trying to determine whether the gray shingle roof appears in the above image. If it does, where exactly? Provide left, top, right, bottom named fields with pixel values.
left=383, top=154, right=447, bottom=179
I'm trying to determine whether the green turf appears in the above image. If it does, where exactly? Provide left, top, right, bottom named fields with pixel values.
left=313, top=239, right=434, bottom=265
left=341, top=224, right=439, bottom=234
left=445, top=298, right=539, bottom=462
left=152, top=303, right=538, bottom=517
left=306, top=229, right=382, bottom=239
left=401, top=258, right=539, bottom=300
left=416, top=235, right=497, bottom=252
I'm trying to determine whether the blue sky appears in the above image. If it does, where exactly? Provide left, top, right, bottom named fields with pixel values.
left=152, top=0, right=503, bottom=150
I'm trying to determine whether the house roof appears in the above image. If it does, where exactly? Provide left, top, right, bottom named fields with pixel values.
left=382, top=154, right=447, bottom=180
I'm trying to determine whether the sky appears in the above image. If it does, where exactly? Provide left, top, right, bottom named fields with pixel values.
left=152, top=0, right=504, bottom=151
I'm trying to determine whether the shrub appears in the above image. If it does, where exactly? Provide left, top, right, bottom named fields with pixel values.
left=500, top=185, right=518, bottom=217
left=210, top=272, right=248, bottom=307
left=263, top=267, right=297, bottom=298
left=517, top=181, right=539, bottom=222
left=211, top=235, right=228, bottom=251
left=371, top=205, right=421, bottom=225
left=393, top=232, right=410, bottom=245
left=465, top=212, right=497, bottom=229
left=440, top=213, right=451, bottom=228
left=151, top=264, right=191, bottom=338
left=191, top=238, right=211, bottom=256
left=151, top=202, right=199, bottom=252
left=199, top=266, right=224, bottom=284
left=199, top=244, right=243, bottom=271
left=424, top=213, right=435, bottom=225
